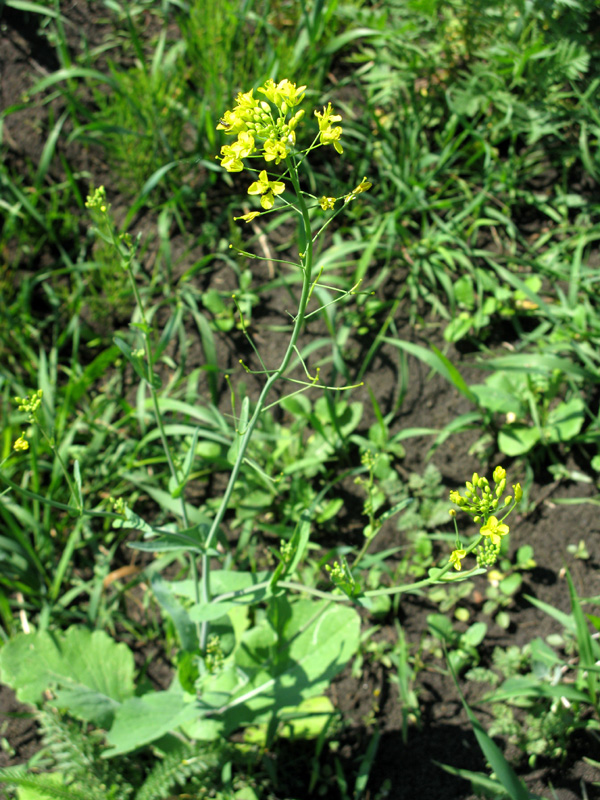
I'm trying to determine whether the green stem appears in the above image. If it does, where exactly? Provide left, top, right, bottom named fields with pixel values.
left=38, top=426, right=80, bottom=513
left=122, top=248, right=201, bottom=622
left=199, top=156, right=313, bottom=652
left=0, top=473, right=120, bottom=518
left=209, top=559, right=487, bottom=607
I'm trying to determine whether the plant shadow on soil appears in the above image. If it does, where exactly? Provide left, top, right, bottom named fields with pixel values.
left=2, top=6, right=600, bottom=799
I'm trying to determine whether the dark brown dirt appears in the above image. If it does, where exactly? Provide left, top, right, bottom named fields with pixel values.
left=2, top=5, right=600, bottom=800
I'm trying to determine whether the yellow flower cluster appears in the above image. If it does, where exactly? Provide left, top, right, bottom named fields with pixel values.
left=217, top=79, right=307, bottom=174
left=85, top=186, right=108, bottom=213
left=319, top=196, right=336, bottom=210
left=217, top=79, right=349, bottom=221
left=314, top=102, right=343, bottom=154
left=13, top=433, right=29, bottom=452
left=448, top=466, right=523, bottom=572
left=14, top=389, right=43, bottom=418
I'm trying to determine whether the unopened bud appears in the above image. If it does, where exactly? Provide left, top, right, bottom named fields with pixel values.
left=493, top=466, right=506, bottom=483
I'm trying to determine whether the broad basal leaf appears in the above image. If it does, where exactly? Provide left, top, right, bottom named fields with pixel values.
left=197, top=598, right=360, bottom=731
left=104, top=688, right=199, bottom=757
left=0, top=626, right=134, bottom=727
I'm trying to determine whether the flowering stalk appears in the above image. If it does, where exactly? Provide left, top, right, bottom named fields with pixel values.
left=12, top=390, right=82, bottom=514
left=448, top=466, right=523, bottom=572
left=84, top=189, right=201, bottom=630
left=200, top=80, right=367, bottom=651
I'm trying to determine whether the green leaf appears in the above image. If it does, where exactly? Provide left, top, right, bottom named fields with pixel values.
left=0, top=627, right=135, bottom=727
left=436, top=761, right=529, bottom=797
left=243, top=695, right=335, bottom=744
left=113, top=336, right=147, bottom=384
left=470, top=383, right=523, bottom=416
left=427, top=613, right=454, bottom=643
left=498, top=423, right=540, bottom=456
left=544, top=397, right=585, bottom=444
left=197, top=598, right=360, bottom=732
left=446, top=659, right=531, bottom=800
left=171, top=571, right=270, bottom=600
left=3, top=0, right=62, bottom=17
left=524, top=594, right=576, bottom=633
left=72, top=460, right=82, bottom=509
left=462, top=622, right=487, bottom=648
left=0, top=768, right=89, bottom=800
left=499, top=573, right=522, bottom=596
left=484, top=676, right=590, bottom=704
left=444, top=313, right=474, bottom=343
left=189, top=602, right=240, bottom=622
left=104, top=688, right=199, bottom=756
left=529, top=637, right=562, bottom=669
left=152, top=575, right=198, bottom=652
left=454, top=275, right=475, bottom=308
left=384, top=338, right=478, bottom=405
left=566, top=570, right=599, bottom=703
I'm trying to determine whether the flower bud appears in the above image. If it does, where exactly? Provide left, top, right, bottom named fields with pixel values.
left=513, top=483, right=523, bottom=502
left=449, top=508, right=456, bottom=517
left=493, top=466, right=506, bottom=483
left=504, top=495, right=512, bottom=505
left=289, top=109, right=305, bottom=128
left=260, top=101, right=270, bottom=113
left=472, top=473, right=479, bottom=486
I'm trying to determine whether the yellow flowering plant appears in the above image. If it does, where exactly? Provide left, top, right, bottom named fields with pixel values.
left=6, top=389, right=85, bottom=515
left=447, top=466, right=523, bottom=572
left=217, top=78, right=371, bottom=225
left=199, top=79, right=374, bottom=650
left=14, top=83, right=514, bottom=758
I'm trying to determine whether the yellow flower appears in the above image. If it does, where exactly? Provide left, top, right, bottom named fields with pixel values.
left=247, top=169, right=286, bottom=210
left=233, top=88, right=257, bottom=110
left=219, top=150, right=244, bottom=173
left=258, top=79, right=306, bottom=108
left=449, top=549, right=466, bottom=570
left=479, top=516, right=510, bottom=546
left=234, top=211, right=261, bottom=223
left=315, top=102, right=343, bottom=154
left=263, top=139, right=289, bottom=164
left=319, top=196, right=336, bottom=210
left=219, top=131, right=256, bottom=172
left=346, top=178, right=373, bottom=200
left=13, top=433, right=29, bottom=452
left=217, top=108, right=249, bottom=135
